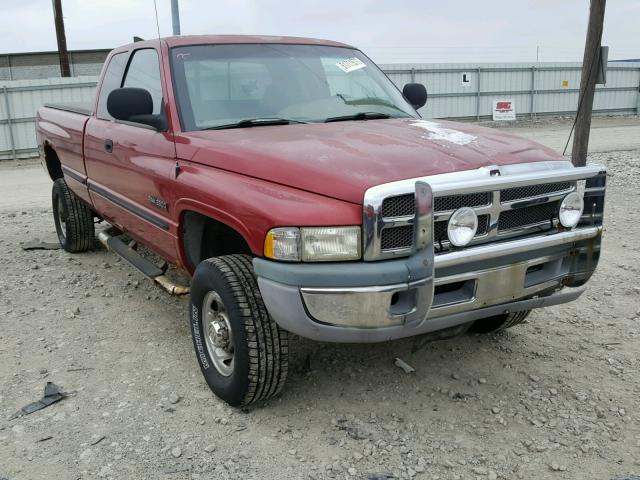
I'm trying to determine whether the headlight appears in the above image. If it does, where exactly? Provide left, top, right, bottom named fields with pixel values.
left=447, top=207, right=478, bottom=247
left=559, top=191, right=584, bottom=228
left=301, top=226, right=361, bottom=261
left=264, top=226, right=361, bottom=262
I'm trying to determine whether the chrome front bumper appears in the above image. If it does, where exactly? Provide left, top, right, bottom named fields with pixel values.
left=254, top=225, right=602, bottom=343
left=300, top=226, right=600, bottom=327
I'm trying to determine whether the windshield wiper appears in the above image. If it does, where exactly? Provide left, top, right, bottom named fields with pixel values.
left=202, top=118, right=307, bottom=130
left=338, top=96, right=412, bottom=115
left=324, top=112, right=391, bottom=123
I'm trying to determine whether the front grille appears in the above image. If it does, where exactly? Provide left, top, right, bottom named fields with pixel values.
left=498, top=201, right=560, bottom=232
left=501, top=182, right=571, bottom=202
left=381, top=225, right=413, bottom=250
left=373, top=179, right=573, bottom=258
left=381, top=191, right=492, bottom=218
left=434, top=192, right=491, bottom=212
left=381, top=194, right=414, bottom=218
left=434, top=214, right=489, bottom=246
left=434, top=221, right=447, bottom=244
left=476, top=214, right=490, bottom=236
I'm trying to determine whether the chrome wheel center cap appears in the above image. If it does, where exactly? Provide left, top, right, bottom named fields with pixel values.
left=202, top=290, right=235, bottom=377
left=210, top=317, right=230, bottom=350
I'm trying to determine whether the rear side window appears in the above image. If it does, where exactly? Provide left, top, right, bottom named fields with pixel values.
left=123, top=49, right=163, bottom=115
left=96, top=52, right=128, bottom=120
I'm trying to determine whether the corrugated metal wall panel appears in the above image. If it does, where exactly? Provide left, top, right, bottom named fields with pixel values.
left=479, top=93, right=533, bottom=116
left=2, top=61, right=639, bottom=159
left=13, top=122, right=36, bottom=152
left=0, top=125, right=10, bottom=152
left=0, top=76, right=98, bottom=159
left=381, top=61, right=640, bottom=120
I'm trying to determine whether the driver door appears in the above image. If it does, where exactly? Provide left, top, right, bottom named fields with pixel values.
left=84, top=47, right=178, bottom=262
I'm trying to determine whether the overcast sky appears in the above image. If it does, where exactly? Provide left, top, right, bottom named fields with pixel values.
left=1, top=0, right=638, bottom=63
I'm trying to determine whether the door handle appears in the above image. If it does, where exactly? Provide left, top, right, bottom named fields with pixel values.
left=104, top=139, right=113, bottom=153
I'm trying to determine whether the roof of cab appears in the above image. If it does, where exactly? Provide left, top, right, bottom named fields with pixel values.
left=116, top=34, right=354, bottom=52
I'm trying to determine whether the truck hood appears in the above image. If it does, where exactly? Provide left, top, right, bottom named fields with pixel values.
left=177, top=118, right=565, bottom=205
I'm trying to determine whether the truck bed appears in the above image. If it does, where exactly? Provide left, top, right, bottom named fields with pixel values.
left=43, top=102, right=93, bottom=116
left=36, top=104, right=93, bottom=204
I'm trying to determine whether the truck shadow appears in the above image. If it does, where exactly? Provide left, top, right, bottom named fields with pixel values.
left=276, top=320, right=535, bottom=411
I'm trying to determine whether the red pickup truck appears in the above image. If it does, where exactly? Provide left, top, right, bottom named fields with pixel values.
left=36, top=35, right=606, bottom=407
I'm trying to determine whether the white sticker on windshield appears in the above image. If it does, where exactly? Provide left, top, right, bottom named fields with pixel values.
left=335, top=57, right=367, bottom=73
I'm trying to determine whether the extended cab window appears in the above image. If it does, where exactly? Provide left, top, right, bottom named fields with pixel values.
left=123, top=49, right=163, bottom=115
left=96, top=52, right=127, bottom=120
left=171, top=44, right=417, bottom=131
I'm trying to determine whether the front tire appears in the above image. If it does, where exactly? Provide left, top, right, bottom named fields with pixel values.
left=189, top=255, right=289, bottom=406
left=52, top=178, right=95, bottom=253
left=469, top=310, right=531, bottom=333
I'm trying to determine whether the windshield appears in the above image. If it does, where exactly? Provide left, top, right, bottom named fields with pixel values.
left=170, top=44, right=417, bottom=131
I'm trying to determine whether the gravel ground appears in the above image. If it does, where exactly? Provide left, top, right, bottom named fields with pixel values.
left=1, top=149, right=639, bottom=480
left=480, top=115, right=640, bottom=155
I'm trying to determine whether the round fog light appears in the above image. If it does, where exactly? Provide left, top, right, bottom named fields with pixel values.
left=447, top=207, right=478, bottom=247
left=559, top=191, right=584, bottom=228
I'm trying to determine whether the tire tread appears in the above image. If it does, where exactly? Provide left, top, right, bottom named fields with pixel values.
left=470, top=309, right=531, bottom=333
left=53, top=178, right=94, bottom=253
left=500, top=310, right=530, bottom=330
left=201, top=254, right=288, bottom=405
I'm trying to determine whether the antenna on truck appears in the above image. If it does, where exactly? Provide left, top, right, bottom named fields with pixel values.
left=152, top=0, right=162, bottom=41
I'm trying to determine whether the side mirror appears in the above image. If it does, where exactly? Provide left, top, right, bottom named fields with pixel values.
left=107, top=87, right=166, bottom=131
left=402, top=83, right=427, bottom=110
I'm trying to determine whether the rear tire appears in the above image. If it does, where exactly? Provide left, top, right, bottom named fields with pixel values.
left=189, top=254, right=289, bottom=406
left=469, top=310, right=531, bottom=333
left=52, top=178, right=95, bottom=253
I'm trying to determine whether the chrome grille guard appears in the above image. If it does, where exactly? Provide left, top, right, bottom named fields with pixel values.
left=362, top=161, right=607, bottom=261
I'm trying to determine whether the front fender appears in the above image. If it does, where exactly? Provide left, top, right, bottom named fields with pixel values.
left=172, top=160, right=362, bottom=267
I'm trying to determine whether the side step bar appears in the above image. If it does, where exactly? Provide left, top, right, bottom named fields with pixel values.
left=97, top=230, right=190, bottom=296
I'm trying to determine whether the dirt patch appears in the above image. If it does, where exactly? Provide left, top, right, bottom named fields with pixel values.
left=1, top=150, right=639, bottom=480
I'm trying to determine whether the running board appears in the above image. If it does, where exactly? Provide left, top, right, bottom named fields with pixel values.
left=97, top=230, right=190, bottom=296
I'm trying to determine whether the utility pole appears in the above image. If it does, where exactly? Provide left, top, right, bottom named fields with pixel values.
left=571, top=0, right=606, bottom=167
left=52, top=0, right=71, bottom=77
left=171, top=0, right=181, bottom=35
